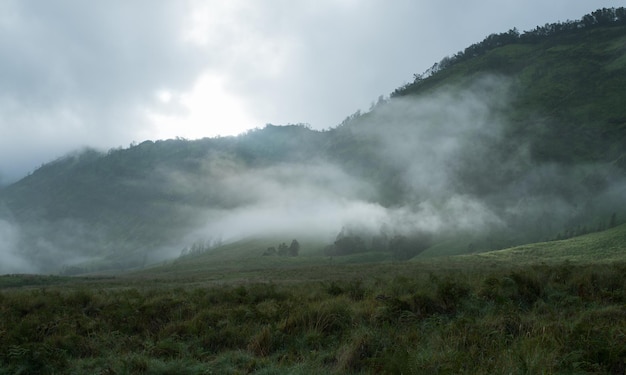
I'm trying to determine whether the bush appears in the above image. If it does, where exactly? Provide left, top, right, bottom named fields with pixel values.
left=247, top=325, right=281, bottom=357
left=436, top=278, right=471, bottom=313
left=509, top=271, right=543, bottom=307
left=563, top=306, right=626, bottom=373
left=336, top=329, right=375, bottom=372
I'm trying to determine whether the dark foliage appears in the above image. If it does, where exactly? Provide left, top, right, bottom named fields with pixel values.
left=394, top=7, right=626, bottom=96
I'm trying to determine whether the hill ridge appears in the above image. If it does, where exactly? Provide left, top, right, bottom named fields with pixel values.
left=1, top=8, right=626, bottom=274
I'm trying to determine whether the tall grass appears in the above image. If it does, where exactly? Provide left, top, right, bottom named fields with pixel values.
left=1, top=262, right=624, bottom=374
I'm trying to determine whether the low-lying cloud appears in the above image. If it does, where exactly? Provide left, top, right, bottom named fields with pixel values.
left=2, top=75, right=625, bottom=273
left=180, top=75, right=626, bottom=252
left=0, top=219, right=33, bottom=274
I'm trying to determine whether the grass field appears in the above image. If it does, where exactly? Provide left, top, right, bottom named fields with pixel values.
left=1, top=225, right=625, bottom=374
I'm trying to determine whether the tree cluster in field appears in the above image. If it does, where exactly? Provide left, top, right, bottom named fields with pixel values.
left=393, top=7, right=626, bottom=96
left=263, top=239, right=300, bottom=257
left=179, top=238, right=223, bottom=258
left=324, top=226, right=432, bottom=261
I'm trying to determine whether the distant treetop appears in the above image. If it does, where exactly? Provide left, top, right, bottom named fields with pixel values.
left=393, top=7, right=626, bottom=97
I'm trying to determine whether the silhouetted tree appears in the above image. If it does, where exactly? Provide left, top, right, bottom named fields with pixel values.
left=263, top=246, right=277, bottom=256
left=326, top=235, right=367, bottom=256
left=288, top=239, right=300, bottom=257
left=277, top=242, right=289, bottom=256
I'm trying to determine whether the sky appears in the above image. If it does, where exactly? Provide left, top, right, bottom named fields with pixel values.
left=0, top=0, right=621, bottom=184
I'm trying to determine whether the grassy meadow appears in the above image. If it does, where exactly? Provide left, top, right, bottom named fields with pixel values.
left=1, top=225, right=626, bottom=374
left=3, top=11, right=626, bottom=375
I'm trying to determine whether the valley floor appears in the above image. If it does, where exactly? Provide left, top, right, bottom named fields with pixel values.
left=1, top=256, right=625, bottom=374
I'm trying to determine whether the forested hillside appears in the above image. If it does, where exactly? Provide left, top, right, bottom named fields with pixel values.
left=393, top=7, right=626, bottom=167
left=1, top=8, right=626, bottom=274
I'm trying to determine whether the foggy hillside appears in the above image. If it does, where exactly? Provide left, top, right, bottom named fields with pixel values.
left=1, top=8, right=626, bottom=274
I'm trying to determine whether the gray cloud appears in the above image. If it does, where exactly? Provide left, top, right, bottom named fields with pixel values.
left=3, top=73, right=625, bottom=273
left=223, top=0, right=619, bottom=129
left=0, top=219, right=33, bottom=273
left=160, top=157, right=383, bottom=245
left=0, top=0, right=618, bottom=184
left=163, top=79, right=517, bottom=249
left=0, top=0, right=206, bottom=182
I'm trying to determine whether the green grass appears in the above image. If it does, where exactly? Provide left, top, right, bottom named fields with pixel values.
left=0, top=274, right=112, bottom=289
left=1, top=225, right=626, bottom=374
left=137, top=223, right=626, bottom=282
left=470, top=223, right=626, bottom=265
left=2, top=262, right=625, bottom=374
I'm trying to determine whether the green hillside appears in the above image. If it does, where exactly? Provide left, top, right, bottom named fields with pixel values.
left=2, top=222, right=625, bottom=373
left=470, top=222, right=626, bottom=265
left=393, top=16, right=626, bottom=167
left=1, top=8, right=626, bottom=274
left=2, top=9, right=626, bottom=374
left=134, top=222, right=626, bottom=282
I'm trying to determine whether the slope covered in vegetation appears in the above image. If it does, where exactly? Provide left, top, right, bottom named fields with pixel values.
left=1, top=8, right=626, bottom=273
left=393, top=7, right=626, bottom=167
left=1, top=225, right=625, bottom=374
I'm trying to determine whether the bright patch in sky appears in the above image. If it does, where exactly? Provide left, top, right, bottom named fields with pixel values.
left=0, top=0, right=620, bottom=183
left=147, top=72, right=258, bottom=139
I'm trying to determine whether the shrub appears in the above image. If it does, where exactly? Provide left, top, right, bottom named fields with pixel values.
left=410, top=292, right=443, bottom=318
left=346, top=279, right=366, bottom=301
left=247, top=325, right=280, bottom=357
left=324, top=281, right=343, bottom=296
left=509, top=271, right=543, bottom=307
left=563, top=306, right=626, bottom=373
left=280, top=298, right=352, bottom=336
left=335, top=329, right=375, bottom=372
left=436, top=278, right=471, bottom=313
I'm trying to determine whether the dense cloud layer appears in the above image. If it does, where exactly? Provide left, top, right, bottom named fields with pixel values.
left=1, top=73, right=625, bottom=273
left=160, top=76, right=625, bottom=259
left=0, top=0, right=207, bottom=182
left=0, top=219, right=33, bottom=274
left=0, top=0, right=618, bottom=183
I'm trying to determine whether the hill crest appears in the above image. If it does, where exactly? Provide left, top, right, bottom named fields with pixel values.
left=1, top=8, right=626, bottom=274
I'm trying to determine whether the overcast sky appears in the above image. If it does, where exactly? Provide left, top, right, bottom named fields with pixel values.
left=0, top=0, right=620, bottom=184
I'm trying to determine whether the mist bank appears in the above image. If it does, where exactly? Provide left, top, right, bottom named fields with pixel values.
left=1, top=75, right=625, bottom=274
left=344, top=76, right=626, bottom=244
left=187, top=75, right=626, bottom=257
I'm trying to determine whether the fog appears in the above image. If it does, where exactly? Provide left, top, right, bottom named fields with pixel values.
left=177, top=75, right=625, bottom=254
left=0, top=219, right=34, bottom=274
left=1, top=75, right=625, bottom=273
left=163, top=158, right=381, bottom=245
left=0, top=215, right=118, bottom=274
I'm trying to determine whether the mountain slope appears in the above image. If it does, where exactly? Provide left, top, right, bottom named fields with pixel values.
left=393, top=14, right=626, bottom=167
left=470, top=222, right=626, bottom=265
left=133, top=222, right=626, bottom=282
left=1, top=8, right=626, bottom=274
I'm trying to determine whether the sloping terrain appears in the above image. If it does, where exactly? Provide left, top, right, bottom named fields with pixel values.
left=1, top=8, right=626, bottom=274
left=2, top=223, right=625, bottom=373
left=134, top=222, right=626, bottom=283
